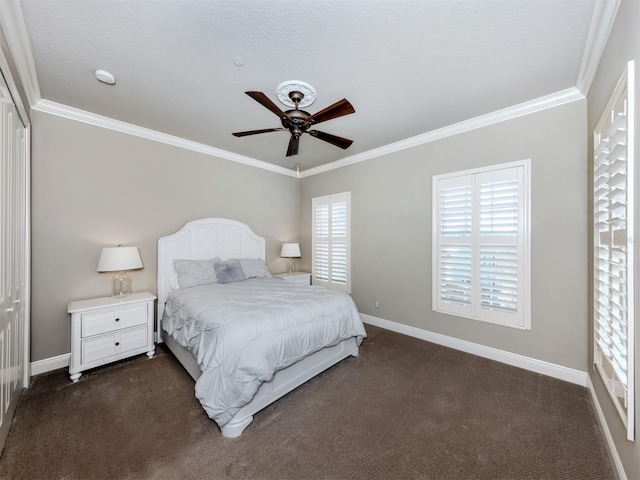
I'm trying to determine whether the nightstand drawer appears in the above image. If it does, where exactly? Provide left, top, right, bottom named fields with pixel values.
left=81, top=304, right=147, bottom=338
left=81, top=325, right=148, bottom=364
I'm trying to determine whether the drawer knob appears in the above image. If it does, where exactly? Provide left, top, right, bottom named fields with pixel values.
left=115, top=342, right=120, bottom=346
left=115, top=318, right=120, bottom=322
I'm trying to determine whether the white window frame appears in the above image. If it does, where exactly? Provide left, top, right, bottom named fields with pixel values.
left=432, top=160, right=531, bottom=330
left=312, top=192, right=351, bottom=293
left=592, top=61, right=635, bottom=441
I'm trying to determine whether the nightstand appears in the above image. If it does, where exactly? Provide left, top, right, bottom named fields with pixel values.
left=273, top=271, right=312, bottom=286
left=68, top=291, right=156, bottom=382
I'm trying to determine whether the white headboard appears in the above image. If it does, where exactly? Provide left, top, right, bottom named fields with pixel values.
left=157, top=218, right=266, bottom=336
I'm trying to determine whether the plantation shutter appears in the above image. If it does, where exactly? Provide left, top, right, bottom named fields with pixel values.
left=436, top=176, right=473, bottom=316
left=314, top=200, right=331, bottom=285
left=312, top=192, right=351, bottom=293
left=593, top=61, right=635, bottom=441
left=433, top=161, right=529, bottom=329
left=477, top=167, right=524, bottom=325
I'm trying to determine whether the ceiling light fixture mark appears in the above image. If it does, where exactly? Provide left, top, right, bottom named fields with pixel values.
left=94, top=69, right=116, bottom=85
left=232, top=56, right=244, bottom=66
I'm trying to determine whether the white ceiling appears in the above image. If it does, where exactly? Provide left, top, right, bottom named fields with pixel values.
left=18, top=0, right=596, bottom=172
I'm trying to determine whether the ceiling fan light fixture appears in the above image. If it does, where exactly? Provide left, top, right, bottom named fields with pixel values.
left=276, top=80, right=316, bottom=108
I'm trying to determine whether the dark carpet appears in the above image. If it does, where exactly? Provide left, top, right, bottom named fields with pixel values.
left=0, top=326, right=614, bottom=479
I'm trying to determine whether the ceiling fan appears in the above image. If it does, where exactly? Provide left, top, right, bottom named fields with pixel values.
left=232, top=89, right=355, bottom=157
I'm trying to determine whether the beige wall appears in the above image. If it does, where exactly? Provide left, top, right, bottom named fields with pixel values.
left=587, top=1, right=640, bottom=478
left=301, top=99, right=588, bottom=371
left=31, top=111, right=300, bottom=361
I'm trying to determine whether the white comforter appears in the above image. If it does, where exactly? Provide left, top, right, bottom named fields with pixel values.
left=162, top=277, right=366, bottom=427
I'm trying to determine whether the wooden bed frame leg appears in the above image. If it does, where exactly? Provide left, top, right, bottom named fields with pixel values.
left=220, top=415, right=254, bottom=438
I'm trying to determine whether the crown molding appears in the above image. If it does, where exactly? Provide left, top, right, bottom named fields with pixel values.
left=34, top=85, right=584, bottom=181
left=300, top=87, right=584, bottom=178
left=33, top=99, right=299, bottom=178
left=0, top=0, right=41, bottom=108
left=34, top=86, right=583, bottom=181
left=576, top=0, right=622, bottom=95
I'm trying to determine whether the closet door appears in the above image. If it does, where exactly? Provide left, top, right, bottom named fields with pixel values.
left=0, top=69, right=29, bottom=451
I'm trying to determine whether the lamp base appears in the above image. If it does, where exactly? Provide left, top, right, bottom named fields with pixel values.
left=287, top=258, right=296, bottom=273
left=112, top=271, right=133, bottom=297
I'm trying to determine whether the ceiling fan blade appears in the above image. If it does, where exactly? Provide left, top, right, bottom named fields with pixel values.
left=308, top=130, right=353, bottom=149
left=245, top=91, right=287, bottom=118
left=232, top=127, right=285, bottom=137
left=286, top=135, right=300, bottom=157
left=307, top=98, right=355, bottom=125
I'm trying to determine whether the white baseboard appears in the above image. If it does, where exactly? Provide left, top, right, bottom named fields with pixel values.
left=30, top=353, right=70, bottom=376
left=361, top=314, right=588, bottom=386
left=32, top=320, right=588, bottom=388
left=586, top=375, right=627, bottom=480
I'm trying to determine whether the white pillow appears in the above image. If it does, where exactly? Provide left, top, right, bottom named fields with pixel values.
left=236, top=258, right=272, bottom=279
left=173, top=258, right=221, bottom=288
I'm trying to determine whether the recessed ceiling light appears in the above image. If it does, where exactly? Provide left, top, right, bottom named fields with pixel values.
left=95, top=69, right=116, bottom=85
left=232, top=56, right=244, bottom=66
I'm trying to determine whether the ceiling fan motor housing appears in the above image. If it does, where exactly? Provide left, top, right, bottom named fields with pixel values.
left=283, top=108, right=311, bottom=130
left=283, top=97, right=311, bottom=138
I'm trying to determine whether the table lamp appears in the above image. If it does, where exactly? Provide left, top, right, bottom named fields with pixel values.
left=97, top=245, right=143, bottom=297
left=280, top=243, right=301, bottom=273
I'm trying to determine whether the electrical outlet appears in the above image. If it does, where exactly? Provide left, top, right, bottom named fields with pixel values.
left=375, top=301, right=380, bottom=308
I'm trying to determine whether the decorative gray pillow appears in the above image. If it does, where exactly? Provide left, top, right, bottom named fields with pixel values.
left=213, top=259, right=247, bottom=284
left=173, top=258, right=220, bottom=288
left=236, top=258, right=272, bottom=279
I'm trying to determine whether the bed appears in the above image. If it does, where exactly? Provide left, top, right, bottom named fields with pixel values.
left=157, top=218, right=366, bottom=438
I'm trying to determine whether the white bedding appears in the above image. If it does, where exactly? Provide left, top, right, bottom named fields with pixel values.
left=161, top=277, right=366, bottom=427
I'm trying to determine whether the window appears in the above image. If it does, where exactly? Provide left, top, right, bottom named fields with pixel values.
left=593, top=61, right=635, bottom=441
left=312, top=192, right=351, bottom=293
left=432, top=160, right=531, bottom=329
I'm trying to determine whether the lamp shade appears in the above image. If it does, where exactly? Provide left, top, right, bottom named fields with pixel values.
left=280, top=243, right=301, bottom=258
left=97, top=246, right=143, bottom=272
